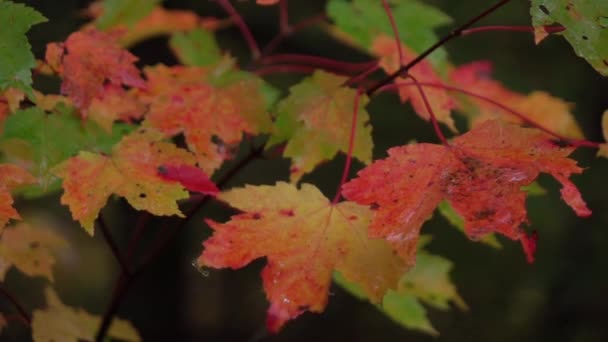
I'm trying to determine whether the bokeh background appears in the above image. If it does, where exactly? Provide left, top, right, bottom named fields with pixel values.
left=3, top=0, right=608, bottom=341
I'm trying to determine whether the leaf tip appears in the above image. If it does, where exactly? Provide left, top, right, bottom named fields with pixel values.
left=521, top=231, right=538, bottom=264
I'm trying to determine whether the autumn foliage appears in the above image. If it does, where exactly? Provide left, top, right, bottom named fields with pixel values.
left=0, top=0, right=607, bottom=340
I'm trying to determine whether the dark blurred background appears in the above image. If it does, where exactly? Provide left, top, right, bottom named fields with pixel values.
left=3, top=0, right=608, bottom=341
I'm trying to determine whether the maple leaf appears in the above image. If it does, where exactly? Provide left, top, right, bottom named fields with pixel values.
left=0, top=223, right=66, bottom=282
left=326, top=0, right=452, bottom=67
left=257, top=0, right=280, bottom=5
left=169, top=28, right=222, bottom=67
left=45, top=28, right=145, bottom=112
left=53, top=130, right=213, bottom=235
left=88, top=85, right=145, bottom=132
left=372, top=35, right=456, bottom=131
left=157, top=165, right=219, bottom=195
left=269, top=70, right=373, bottom=181
left=0, top=164, right=35, bottom=232
left=114, top=6, right=201, bottom=47
left=141, top=62, right=274, bottom=174
left=530, top=0, right=608, bottom=76
left=0, top=1, right=47, bottom=93
left=93, top=0, right=161, bottom=30
left=335, top=241, right=465, bottom=336
left=199, top=182, right=406, bottom=332
left=0, top=107, right=132, bottom=197
left=450, top=61, right=584, bottom=138
left=343, top=120, right=591, bottom=264
left=32, top=287, right=140, bottom=342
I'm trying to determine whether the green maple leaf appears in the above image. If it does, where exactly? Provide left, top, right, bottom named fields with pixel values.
left=0, top=105, right=132, bottom=197
left=169, top=28, right=222, bottom=67
left=0, top=1, right=47, bottom=93
left=531, top=0, right=608, bottom=76
left=335, top=249, right=465, bottom=335
left=95, top=0, right=161, bottom=29
left=326, top=0, right=452, bottom=67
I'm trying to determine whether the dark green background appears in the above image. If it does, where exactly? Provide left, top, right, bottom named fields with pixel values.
left=3, top=0, right=608, bottom=341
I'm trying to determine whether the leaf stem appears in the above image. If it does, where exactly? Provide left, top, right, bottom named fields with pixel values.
left=279, top=0, right=289, bottom=34
left=215, top=0, right=261, bottom=59
left=254, top=64, right=320, bottom=76
left=381, top=0, right=404, bottom=63
left=461, top=25, right=565, bottom=36
left=260, top=13, right=328, bottom=58
left=366, top=0, right=513, bottom=96
left=259, top=54, right=376, bottom=72
left=97, top=215, right=131, bottom=276
left=408, top=75, right=448, bottom=145
left=344, top=63, right=380, bottom=86
left=0, top=285, right=30, bottom=325
left=333, top=88, right=363, bottom=204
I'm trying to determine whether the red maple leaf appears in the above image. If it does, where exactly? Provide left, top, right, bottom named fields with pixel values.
left=342, top=120, right=590, bottom=264
left=45, top=28, right=145, bottom=112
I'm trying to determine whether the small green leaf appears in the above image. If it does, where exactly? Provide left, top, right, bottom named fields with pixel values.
left=438, top=200, right=502, bottom=248
left=383, top=292, right=438, bottom=335
left=335, top=250, right=465, bottom=336
left=531, top=0, right=608, bottom=76
left=96, top=0, right=161, bottom=29
left=0, top=105, right=133, bottom=197
left=326, top=0, right=452, bottom=67
left=0, top=1, right=47, bottom=93
left=169, top=28, right=222, bottom=67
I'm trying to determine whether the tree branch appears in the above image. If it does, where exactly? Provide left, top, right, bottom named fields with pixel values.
left=366, top=0, right=513, bottom=96
left=0, top=285, right=30, bottom=325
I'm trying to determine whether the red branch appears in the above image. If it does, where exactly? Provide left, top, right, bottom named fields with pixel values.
left=408, top=75, right=448, bottom=145
left=0, top=285, right=30, bottom=325
left=261, top=13, right=328, bottom=57
left=279, top=0, right=289, bottom=33
left=345, top=63, right=380, bottom=86
left=254, top=64, right=322, bottom=76
left=461, top=25, right=565, bottom=36
left=333, top=88, right=364, bottom=204
left=215, top=0, right=261, bottom=58
left=381, top=0, right=404, bottom=63
left=259, top=54, right=376, bottom=72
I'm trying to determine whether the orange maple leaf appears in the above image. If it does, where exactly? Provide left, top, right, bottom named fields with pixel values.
left=342, top=120, right=590, bottom=264
left=0, top=223, right=66, bottom=282
left=0, top=164, right=35, bottom=232
left=53, top=130, right=214, bottom=235
left=141, top=63, right=272, bottom=174
left=45, top=28, right=145, bottom=112
left=372, top=35, right=456, bottom=131
left=199, top=182, right=406, bottom=332
left=449, top=61, right=583, bottom=138
left=88, top=85, right=145, bottom=132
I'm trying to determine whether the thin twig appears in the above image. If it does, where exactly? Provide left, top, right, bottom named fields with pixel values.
left=260, top=13, right=328, bottom=58
left=259, top=54, right=376, bottom=72
left=461, top=24, right=565, bottom=36
left=95, top=144, right=266, bottom=342
left=254, top=64, right=320, bottom=76
left=0, top=285, right=30, bottom=325
left=215, top=0, right=261, bottom=58
left=366, top=0, right=513, bottom=96
left=97, top=215, right=131, bottom=276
